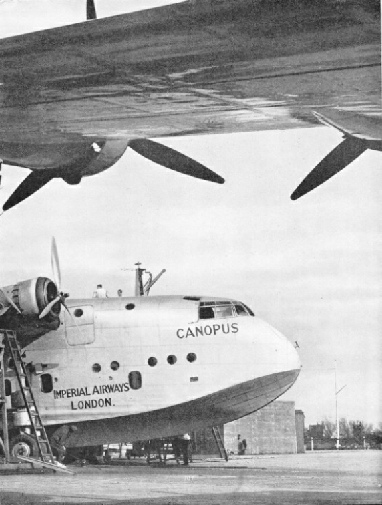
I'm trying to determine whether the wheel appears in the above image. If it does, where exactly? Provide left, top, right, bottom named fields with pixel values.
left=10, top=433, right=39, bottom=459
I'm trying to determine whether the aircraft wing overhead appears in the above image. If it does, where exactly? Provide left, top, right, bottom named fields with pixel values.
left=0, top=0, right=380, bottom=145
left=0, top=0, right=380, bottom=208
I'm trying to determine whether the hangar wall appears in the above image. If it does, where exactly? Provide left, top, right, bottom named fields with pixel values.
left=192, top=401, right=304, bottom=455
left=224, top=401, right=298, bottom=455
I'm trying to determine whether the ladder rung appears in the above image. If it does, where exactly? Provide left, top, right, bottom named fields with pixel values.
left=4, top=331, right=56, bottom=462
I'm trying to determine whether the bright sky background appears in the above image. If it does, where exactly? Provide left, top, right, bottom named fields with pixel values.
left=0, top=0, right=381, bottom=429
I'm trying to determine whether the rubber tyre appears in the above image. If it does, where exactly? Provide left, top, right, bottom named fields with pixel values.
left=10, top=433, right=39, bottom=459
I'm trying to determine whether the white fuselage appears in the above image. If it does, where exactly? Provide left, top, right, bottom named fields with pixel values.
left=9, top=295, right=300, bottom=447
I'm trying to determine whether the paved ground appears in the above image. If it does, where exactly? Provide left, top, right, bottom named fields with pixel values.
left=0, top=451, right=381, bottom=504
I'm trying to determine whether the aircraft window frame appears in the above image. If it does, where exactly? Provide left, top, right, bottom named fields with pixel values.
left=199, top=306, right=214, bottom=319
left=92, top=363, right=101, bottom=373
left=125, top=303, right=135, bottom=311
left=234, top=304, right=248, bottom=316
left=214, top=305, right=234, bottom=318
left=187, top=353, right=197, bottom=363
left=110, top=361, right=119, bottom=371
left=167, top=355, right=177, bottom=365
left=129, top=371, right=142, bottom=390
left=74, top=308, right=84, bottom=317
left=199, top=300, right=255, bottom=320
left=242, top=303, right=255, bottom=316
left=148, top=357, right=157, bottom=367
left=40, top=373, right=53, bottom=393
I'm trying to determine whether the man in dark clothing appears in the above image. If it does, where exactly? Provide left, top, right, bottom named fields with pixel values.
left=180, top=434, right=191, bottom=465
left=50, top=425, right=77, bottom=463
left=172, top=437, right=181, bottom=464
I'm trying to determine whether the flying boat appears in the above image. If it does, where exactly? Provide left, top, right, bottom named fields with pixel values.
left=0, top=239, right=300, bottom=460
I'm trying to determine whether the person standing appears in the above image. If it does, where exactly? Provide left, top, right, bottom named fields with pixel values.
left=93, top=284, right=108, bottom=298
left=242, top=438, right=247, bottom=455
left=117, top=289, right=123, bottom=297
left=238, top=434, right=244, bottom=455
left=181, top=433, right=191, bottom=465
left=172, top=437, right=181, bottom=464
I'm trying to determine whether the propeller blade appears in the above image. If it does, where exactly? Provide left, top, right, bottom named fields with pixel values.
left=291, top=137, right=367, bottom=200
left=39, top=295, right=61, bottom=319
left=3, top=171, right=55, bottom=212
left=87, top=0, right=97, bottom=20
left=51, top=237, right=62, bottom=291
left=0, top=306, right=10, bottom=316
left=0, top=288, right=22, bottom=314
left=129, top=139, right=225, bottom=184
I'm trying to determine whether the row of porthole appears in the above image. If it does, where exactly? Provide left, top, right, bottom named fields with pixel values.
left=74, top=303, right=135, bottom=319
left=92, top=361, right=119, bottom=373
left=91, top=353, right=197, bottom=373
left=148, top=353, right=197, bottom=367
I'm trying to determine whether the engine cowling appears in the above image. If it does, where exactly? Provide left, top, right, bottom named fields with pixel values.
left=80, top=138, right=130, bottom=177
left=0, top=277, right=60, bottom=318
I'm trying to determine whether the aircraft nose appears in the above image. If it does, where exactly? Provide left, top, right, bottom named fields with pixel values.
left=243, top=317, right=301, bottom=381
left=268, top=323, right=301, bottom=373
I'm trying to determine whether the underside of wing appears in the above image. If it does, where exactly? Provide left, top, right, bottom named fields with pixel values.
left=0, top=0, right=380, bottom=209
left=0, top=0, right=380, bottom=146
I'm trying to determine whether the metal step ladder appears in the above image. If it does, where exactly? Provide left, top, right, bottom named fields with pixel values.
left=212, top=426, right=228, bottom=461
left=3, top=330, right=72, bottom=472
left=0, top=341, right=9, bottom=459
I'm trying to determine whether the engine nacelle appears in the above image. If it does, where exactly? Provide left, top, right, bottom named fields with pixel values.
left=80, top=138, right=130, bottom=177
left=0, top=277, right=60, bottom=318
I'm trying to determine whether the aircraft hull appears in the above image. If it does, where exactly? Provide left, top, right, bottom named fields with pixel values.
left=63, top=368, right=299, bottom=448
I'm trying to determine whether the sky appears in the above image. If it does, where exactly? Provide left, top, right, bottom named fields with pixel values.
left=0, top=0, right=381, bottom=429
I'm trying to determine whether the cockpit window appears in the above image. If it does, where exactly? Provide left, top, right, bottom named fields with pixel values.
left=199, top=306, right=215, bottom=319
left=235, top=304, right=247, bottom=316
left=242, top=303, right=255, bottom=316
left=198, top=301, right=254, bottom=320
left=214, top=305, right=234, bottom=318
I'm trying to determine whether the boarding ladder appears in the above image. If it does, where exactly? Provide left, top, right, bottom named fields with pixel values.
left=2, top=330, right=72, bottom=472
left=0, top=340, right=9, bottom=459
left=212, top=426, right=228, bottom=461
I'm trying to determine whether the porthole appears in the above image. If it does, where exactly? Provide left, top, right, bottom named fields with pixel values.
left=74, top=308, right=84, bottom=317
left=129, top=371, right=142, bottom=390
left=41, top=373, right=53, bottom=393
left=167, top=355, right=177, bottom=365
left=187, top=353, right=197, bottom=363
left=148, top=357, right=157, bottom=367
left=125, top=303, right=135, bottom=311
left=92, top=363, right=101, bottom=373
left=111, top=361, right=119, bottom=371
